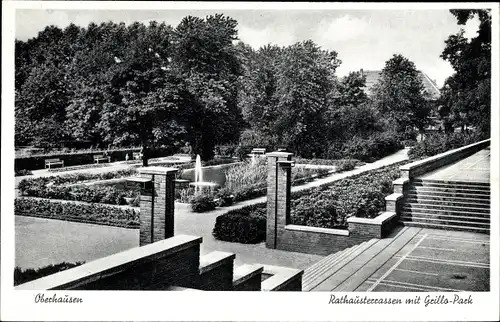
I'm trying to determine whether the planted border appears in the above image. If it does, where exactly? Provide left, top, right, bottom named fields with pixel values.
left=15, top=198, right=140, bottom=228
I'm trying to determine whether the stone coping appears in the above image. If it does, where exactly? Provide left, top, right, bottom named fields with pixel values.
left=16, top=235, right=202, bottom=290
left=285, top=224, right=349, bottom=236
left=266, top=151, right=293, bottom=158
left=385, top=193, right=404, bottom=202
left=233, top=264, right=264, bottom=286
left=347, top=211, right=396, bottom=225
left=166, top=286, right=204, bottom=291
left=138, top=166, right=178, bottom=175
left=393, top=177, right=410, bottom=185
left=199, top=251, right=236, bottom=275
left=261, top=265, right=303, bottom=291
left=400, top=139, right=490, bottom=172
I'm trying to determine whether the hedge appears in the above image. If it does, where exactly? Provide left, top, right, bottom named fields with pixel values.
left=408, top=131, right=485, bottom=159
left=14, top=146, right=176, bottom=171
left=191, top=194, right=217, bottom=212
left=15, top=262, right=85, bottom=286
left=339, top=132, right=404, bottom=162
left=15, top=198, right=140, bottom=228
left=212, top=204, right=266, bottom=243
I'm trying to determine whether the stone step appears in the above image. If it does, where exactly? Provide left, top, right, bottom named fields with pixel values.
left=302, top=239, right=378, bottom=291
left=400, top=221, right=490, bottom=234
left=411, top=180, right=490, bottom=191
left=401, top=207, right=490, bottom=218
left=400, top=211, right=490, bottom=221
left=405, top=196, right=490, bottom=207
left=400, top=215, right=490, bottom=229
left=328, top=227, right=422, bottom=292
left=302, top=242, right=369, bottom=288
left=413, top=178, right=490, bottom=187
left=403, top=203, right=490, bottom=214
left=303, top=243, right=363, bottom=278
left=407, top=189, right=491, bottom=199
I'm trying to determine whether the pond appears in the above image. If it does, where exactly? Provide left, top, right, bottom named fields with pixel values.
left=179, top=164, right=236, bottom=187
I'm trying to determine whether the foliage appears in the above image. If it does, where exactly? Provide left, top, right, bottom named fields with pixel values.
left=18, top=169, right=138, bottom=191
left=215, top=187, right=234, bottom=207
left=295, top=158, right=363, bottom=167
left=338, top=131, right=404, bottom=162
left=408, top=132, right=485, bottom=159
left=212, top=204, right=266, bottom=243
left=15, top=169, right=33, bottom=176
left=14, top=262, right=85, bottom=286
left=191, top=194, right=217, bottom=212
left=371, top=54, right=432, bottom=133
left=290, top=161, right=407, bottom=229
left=440, top=9, right=491, bottom=136
left=15, top=197, right=140, bottom=228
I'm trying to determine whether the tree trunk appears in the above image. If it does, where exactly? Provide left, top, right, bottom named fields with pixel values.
left=142, top=144, right=149, bottom=167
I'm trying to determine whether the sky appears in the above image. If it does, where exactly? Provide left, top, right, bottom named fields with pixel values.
left=15, top=8, right=481, bottom=87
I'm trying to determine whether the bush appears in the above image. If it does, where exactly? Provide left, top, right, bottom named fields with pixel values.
left=212, top=204, right=266, bottom=243
left=15, top=262, right=85, bottom=286
left=334, top=159, right=359, bottom=172
left=215, top=187, right=234, bottom=207
left=191, top=194, right=216, bottom=212
left=235, top=145, right=253, bottom=161
left=341, top=131, right=403, bottom=162
left=215, top=145, right=237, bottom=158
left=408, top=132, right=485, bottom=159
left=15, top=169, right=33, bottom=177
left=15, top=197, right=140, bottom=228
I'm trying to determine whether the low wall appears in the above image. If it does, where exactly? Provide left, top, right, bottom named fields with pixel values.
left=16, top=235, right=202, bottom=290
left=401, top=139, right=490, bottom=179
left=275, top=212, right=396, bottom=256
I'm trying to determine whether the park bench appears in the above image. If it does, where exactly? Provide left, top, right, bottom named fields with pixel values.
left=251, top=148, right=266, bottom=155
left=93, top=154, right=111, bottom=164
left=133, top=152, right=142, bottom=160
left=45, top=158, right=64, bottom=169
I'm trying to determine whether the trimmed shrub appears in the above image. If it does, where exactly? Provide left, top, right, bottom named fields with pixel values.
left=212, top=204, right=266, bottom=243
left=15, top=198, right=140, bottom=228
left=408, top=132, right=485, bottom=159
left=191, top=194, right=216, bottom=212
left=335, top=159, right=359, bottom=172
left=15, top=262, right=85, bottom=286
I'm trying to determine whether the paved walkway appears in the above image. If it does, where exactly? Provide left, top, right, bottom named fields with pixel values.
left=15, top=149, right=409, bottom=271
left=419, top=148, right=490, bottom=183
left=355, top=228, right=490, bottom=292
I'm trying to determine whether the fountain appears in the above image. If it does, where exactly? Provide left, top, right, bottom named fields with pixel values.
left=189, top=154, right=218, bottom=192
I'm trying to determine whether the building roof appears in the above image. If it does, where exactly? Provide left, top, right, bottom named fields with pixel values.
left=359, top=69, right=441, bottom=100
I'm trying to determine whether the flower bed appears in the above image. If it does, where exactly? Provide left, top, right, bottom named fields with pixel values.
left=15, top=262, right=85, bottom=286
left=15, top=198, right=140, bottom=228
left=47, top=163, right=109, bottom=173
left=290, top=161, right=408, bottom=229
left=294, top=158, right=363, bottom=168
left=15, top=169, right=33, bottom=177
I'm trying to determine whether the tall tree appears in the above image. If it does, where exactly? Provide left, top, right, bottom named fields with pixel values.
left=172, top=14, right=244, bottom=160
left=440, top=9, right=491, bottom=135
left=371, top=54, right=431, bottom=134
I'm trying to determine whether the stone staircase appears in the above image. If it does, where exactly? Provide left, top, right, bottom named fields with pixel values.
left=400, top=179, right=490, bottom=234
left=302, top=226, right=421, bottom=291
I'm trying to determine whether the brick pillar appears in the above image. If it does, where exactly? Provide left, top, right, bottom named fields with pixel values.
left=266, top=152, right=293, bottom=249
left=139, top=167, right=178, bottom=246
